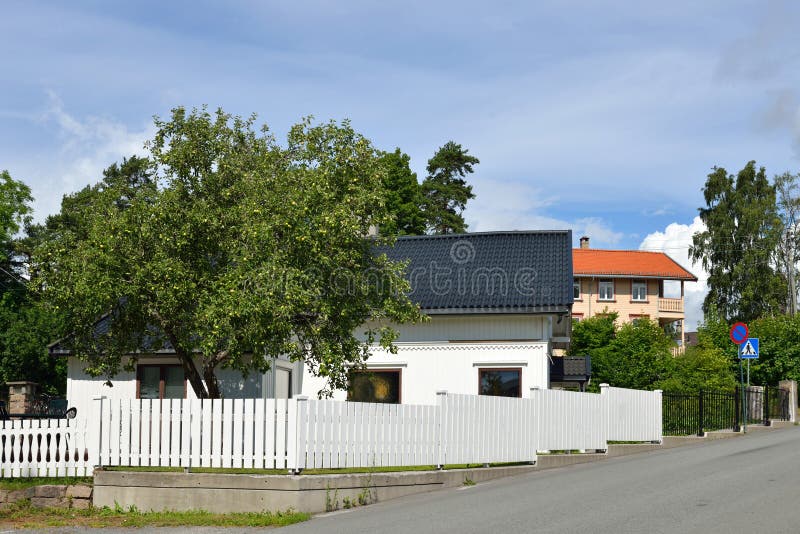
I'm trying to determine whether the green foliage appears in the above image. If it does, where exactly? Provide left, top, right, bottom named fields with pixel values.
left=774, top=172, right=800, bottom=313
left=571, top=312, right=738, bottom=392
left=0, top=170, right=32, bottom=249
left=570, top=314, right=674, bottom=390
left=690, top=161, right=786, bottom=322
left=0, top=172, right=66, bottom=394
left=379, top=149, right=426, bottom=236
left=35, top=107, right=423, bottom=398
left=0, top=170, right=32, bottom=292
left=0, top=293, right=66, bottom=394
left=736, top=314, right=800, bottom=386
left=591, top=319, right=675, bottom=391
left=420, top=141, right=478, bottom=234
left=0, top=500, right=309, bottom=529
left=568, top=313, right=617, bottom=356
left=655, top=345, right=737, bottom=392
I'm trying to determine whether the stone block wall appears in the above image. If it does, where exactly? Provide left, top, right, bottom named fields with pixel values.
left=0, top=484, right=92, bottom=510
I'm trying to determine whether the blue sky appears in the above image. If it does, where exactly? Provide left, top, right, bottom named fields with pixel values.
left=2, top=1, right=800, bottom=327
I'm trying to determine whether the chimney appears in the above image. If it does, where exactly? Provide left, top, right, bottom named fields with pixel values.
left=579, top=236, right=590, bottom=249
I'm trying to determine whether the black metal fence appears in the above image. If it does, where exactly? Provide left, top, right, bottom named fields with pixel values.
left=663, top=386, right=791, bottom=436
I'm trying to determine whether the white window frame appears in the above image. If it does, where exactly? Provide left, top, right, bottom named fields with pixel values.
left=631, top=280, right=647, bottom=302
left=573, top=281, right=581, bottom=300
left=598, top=280, right=614, bottom=301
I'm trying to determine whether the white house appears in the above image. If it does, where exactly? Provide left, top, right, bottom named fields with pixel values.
left=52, top=231, right=574, bottom=417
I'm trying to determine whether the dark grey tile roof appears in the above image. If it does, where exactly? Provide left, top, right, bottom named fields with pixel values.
left=50, top=230, right=573, bottom=355
left=379, top=230, right=573, bottom=313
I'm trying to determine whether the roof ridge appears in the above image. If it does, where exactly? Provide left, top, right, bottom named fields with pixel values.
left=573, top=248, right=666, bottom=254
left=396, top=230, right=571, bottom=240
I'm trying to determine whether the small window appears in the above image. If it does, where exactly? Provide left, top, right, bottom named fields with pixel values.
left=137, top=364, right=186, bottom=400
left=573, top=281, right=581, bottom=300
left=632, top=281, right=647, bottom=301
left=598, top=280, right=614, bottom=301
left=348, top=370, right=401, bottom=403
left=572, top=314, right=583, bottom=323
left=479, top=368, right=521, bottom=398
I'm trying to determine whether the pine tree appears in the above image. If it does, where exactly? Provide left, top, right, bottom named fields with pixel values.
left=379, top=149, right=425, bottom=236
left=420, top=141, right=478, bottom=234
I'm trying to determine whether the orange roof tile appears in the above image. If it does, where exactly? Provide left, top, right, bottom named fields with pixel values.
left=573, top=249, right=697, bottom=281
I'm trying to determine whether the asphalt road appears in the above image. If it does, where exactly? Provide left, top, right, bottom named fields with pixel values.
left=283, top=427, right=800, bottom=534
left=21, top=427, right=800, bottom=533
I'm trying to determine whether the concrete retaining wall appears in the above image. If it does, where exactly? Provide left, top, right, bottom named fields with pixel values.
left=93, top=466, right=537, bottom=514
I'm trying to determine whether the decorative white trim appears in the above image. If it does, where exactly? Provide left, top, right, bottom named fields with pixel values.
left=370, top=343, right=547, bottom=352
left=365, top=362, right=408, bottom=369
left=472, top=361, right=529, bottom=367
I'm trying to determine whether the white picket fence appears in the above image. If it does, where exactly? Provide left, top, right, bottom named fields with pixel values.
left=603, top=385, right=663, bottom=442
left=534, top=388, right=609, bottom=451
left=96, top=398, right=296, bottom=469
left=1, top=386, right=662, bottom=477
left=0, top=418, right=94, bottom=477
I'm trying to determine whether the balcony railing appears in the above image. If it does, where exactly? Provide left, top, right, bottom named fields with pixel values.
left=658, top=298, right=683, bottom=313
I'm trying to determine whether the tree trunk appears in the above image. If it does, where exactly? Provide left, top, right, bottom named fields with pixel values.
left=203, top=365, right=222, bottom=399
left=176, top=348, right=210, bottom=399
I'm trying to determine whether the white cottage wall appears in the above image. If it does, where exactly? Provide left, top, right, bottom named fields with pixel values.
left=298, top=314, right=553, bottom=402
left=65, top=355, right=262, bottom=419
left=65, top=314, right=555, bottom=409
left=298, top=342, right=549, bottom=404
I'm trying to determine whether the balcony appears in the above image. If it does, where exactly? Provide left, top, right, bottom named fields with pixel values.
left=658, top=298, right=683, bottom=313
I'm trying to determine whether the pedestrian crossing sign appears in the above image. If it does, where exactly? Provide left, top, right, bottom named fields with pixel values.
left=739, top=338, right=759, bottom=359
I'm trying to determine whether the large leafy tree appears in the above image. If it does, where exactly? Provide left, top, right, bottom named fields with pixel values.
left=690, top=162, right=786, bottom=322
left=0, top=171, right=66, bottom=394
left=0, top=170, right=33, bottom=289
left=420, top=141, right=478, bottom=234
left=379, top=149, right=425, bottom=236
left=774, top=172, right=800, bottom=315
left=36, top=108, right=423, bottom=398
left=0, top=293, right=66, bottom=394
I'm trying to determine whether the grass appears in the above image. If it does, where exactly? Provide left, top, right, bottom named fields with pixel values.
left=102, top=462, right=529, bottom=476
left=0, top=477, right=92, bottom=491
left=0, top=500, right=310, bottom=530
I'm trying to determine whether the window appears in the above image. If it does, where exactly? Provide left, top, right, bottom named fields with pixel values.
left=572, top=314, right=583, bottom=323
left=598, top=280, right=614, bottom=301
left=348, top=370, right=401, bottom=403
left=479, top=368, right=521, bottom=398
left=631, top=281, right=647, bottom=302
left=573, top=281, right=581, bottom=300
left=137, top=365, right=186, bottom=399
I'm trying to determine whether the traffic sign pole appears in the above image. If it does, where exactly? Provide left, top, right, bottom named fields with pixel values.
left=730, top=323, right=749, bottom=432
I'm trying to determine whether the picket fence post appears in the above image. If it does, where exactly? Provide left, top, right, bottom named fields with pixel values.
left=530, top=386, right=546, bottom=453
left=435, top=390, right=447, bottom=469
left=90, top=396, right=106, bottom=468
left=292, top=396, right=308, bottom=474
left=599, top=383, right=610, bottom=448
left=653, top=389, right=663, bottom=443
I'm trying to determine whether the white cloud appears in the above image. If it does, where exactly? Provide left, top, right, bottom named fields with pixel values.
left=639, top=216, right=708, bottom=330
left=27, top=93, right=155, bottom=221
left=465, top=178, right=622, bottom=246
